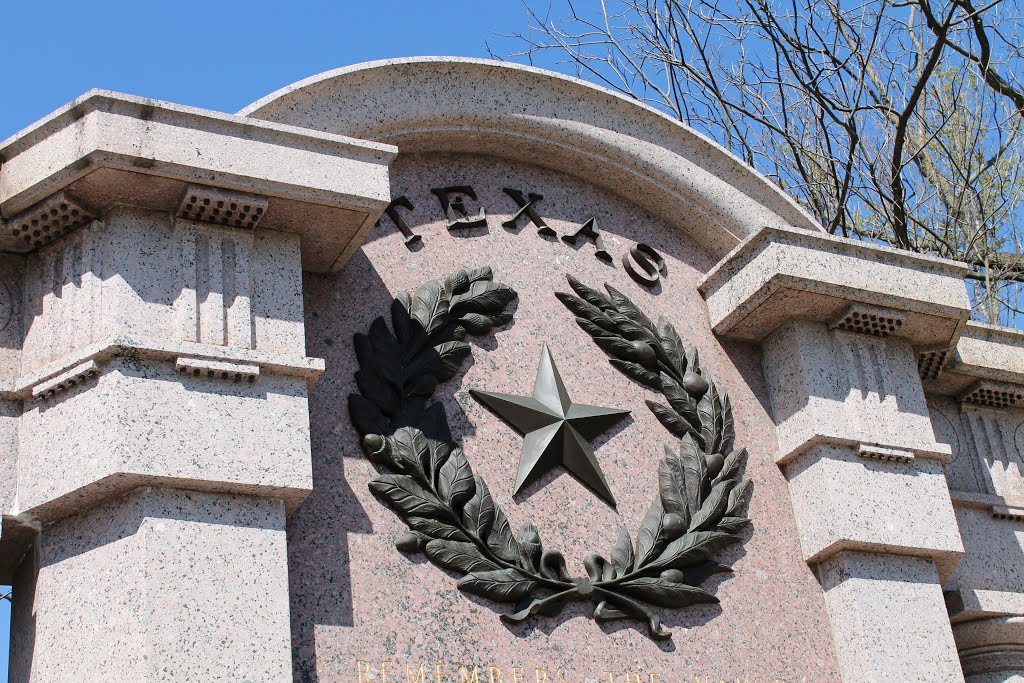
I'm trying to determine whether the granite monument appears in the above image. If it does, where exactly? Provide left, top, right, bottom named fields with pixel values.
left=0, top=57, right=1021, bottom=682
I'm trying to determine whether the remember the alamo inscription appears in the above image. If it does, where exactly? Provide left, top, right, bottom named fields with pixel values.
left=3, top=57, right=1024, bottom=683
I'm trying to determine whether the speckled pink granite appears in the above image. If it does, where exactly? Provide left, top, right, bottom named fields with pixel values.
left=295, top=153, right=840, bottom=683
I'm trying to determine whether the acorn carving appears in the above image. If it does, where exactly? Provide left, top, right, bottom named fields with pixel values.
left=682, top=370, right=709, bottom=398
left=444, top=268, right=470, bottom=294
left=627, top=340, right=656, bottom=364
left=361, top=434, right=388, bottom=463
left=705, top=452, right=725, bottom=477
left=662, top=513, right=687, bottom=538
left=519, top=524, right=543, bottom=569
left=660, top=569, right=685, bottom=583
left=395, top=530, right=424, bottom=552
left=458, top=313, right=493, bottom=334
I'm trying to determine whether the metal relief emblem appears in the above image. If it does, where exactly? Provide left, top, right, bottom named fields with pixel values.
left=471, top=344, right=629, bottom=507
left=347, top=268, right=750, bottom=640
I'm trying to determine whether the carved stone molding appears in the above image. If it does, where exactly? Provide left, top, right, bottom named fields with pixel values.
left=699, top=225, right=971, bottom=349
left=960, top=381, right=1024, bottom=409
left=919, top=347, right=951, bottom=381
left=176, top=185, right=268, bottom=230
left=0, top=90, right=396, bottom=271
left=954, top=616, right=1024, bottom=678
left=989, top=503, right=1024, bottom=522
left=949, top=488, right=1024, bottom=528
left=857, top=443, right=914, bottom=464
left=175, top=357, right=259, bottom=383
left=7, top=191, right=94, bottom=250
left=829, top=303, right=906, bottom=338
left=929, top=322, right=1024, bottom=401
left=8, top=335, right=322, bottom=401
left=30, top=360, right=100, bottom=402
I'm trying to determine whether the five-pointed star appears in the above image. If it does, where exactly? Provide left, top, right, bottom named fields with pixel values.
left=470, top=344, right=630, bottom=507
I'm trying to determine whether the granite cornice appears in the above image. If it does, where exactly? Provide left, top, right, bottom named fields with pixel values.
left=5, top=334, right=326, bottom=401
left=0, top=88, right=397, bottom=164
left=950, top=490, right=1024, bottom=522
left=807, top=537, right=963, bottom=584
left=951, top=322, right=1024, bottom=385
left=924, top=321, right=1024, bottom=401
left=0, top=89, right=397, bottom=272
left=0, top=106, right=395, bottom=214
left=699, top=223, right=969, bottom=289
left=946, top=587, right=1024, bottom=625
left=778, top=432, right=952, bottom=466
left=699, top=225, right=972, bottom=347
left=9, top=471, right=313, bottom=526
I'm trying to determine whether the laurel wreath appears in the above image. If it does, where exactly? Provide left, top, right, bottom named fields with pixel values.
left=347, top=268, right=750, bottom=640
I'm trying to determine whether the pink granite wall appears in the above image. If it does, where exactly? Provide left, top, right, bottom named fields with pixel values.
left=294, top=153, right=839, bottom=683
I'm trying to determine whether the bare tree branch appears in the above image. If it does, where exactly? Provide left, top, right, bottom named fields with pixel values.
left=498, top=0, right=1024, bottom=324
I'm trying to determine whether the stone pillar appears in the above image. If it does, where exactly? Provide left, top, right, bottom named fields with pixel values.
left=700, top=225, right=972, bottom=682
left=925, top=322, right=1024, bottom=681
left=0, top=91, right=396, bottom=681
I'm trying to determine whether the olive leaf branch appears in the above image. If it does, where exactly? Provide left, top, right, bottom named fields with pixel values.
left=349, top=267, right=577, bottom=607
left=554, top=275, right=752, bottom=640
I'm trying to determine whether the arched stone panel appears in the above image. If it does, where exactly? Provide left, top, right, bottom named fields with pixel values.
left=241, top=57, right=821, bottom=261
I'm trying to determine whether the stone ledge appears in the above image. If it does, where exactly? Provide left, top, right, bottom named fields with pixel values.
left=950, top=490, right=1024, bottom=522
left=950, top=490, right=1002, bottom=509
left=31, top=360, right=100, bottom=402
left=13, top=356, right=315, bottom=524
left=778, top=432, right=952, bottom=466
left=786, top=442, right=964, bottom=581
left=0, top=335, right=325, bottom=400
left=8, top=472, right=312, bottom=526
left=0, top=89, right=398, bottom=272
left=698, top=225, right=971, bottom=347
left=928, top=322, right=1024, bottom=400
left=947, top=587, right=1024, bottom=624
left=808, top=538, right=964, bottom=586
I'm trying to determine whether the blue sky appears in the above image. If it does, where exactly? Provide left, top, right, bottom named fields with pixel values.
left=0, top=0, right=550, bottom=141
left=0, top=1, right=559, bottom=679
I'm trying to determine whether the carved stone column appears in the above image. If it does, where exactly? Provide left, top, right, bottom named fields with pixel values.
left=700, top=225, right=972, bottom=683
left=924, top=322, right=1024, bottom=681
left=0, top=91, right=395, bottom=681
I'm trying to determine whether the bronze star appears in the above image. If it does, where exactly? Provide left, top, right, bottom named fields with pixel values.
left=470, top=344, right=629, bottom=507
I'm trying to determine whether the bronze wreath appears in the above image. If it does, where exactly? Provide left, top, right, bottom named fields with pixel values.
left=347, top=268, right=750, bottom=640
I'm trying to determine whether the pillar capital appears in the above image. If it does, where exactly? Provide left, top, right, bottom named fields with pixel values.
left=698, top=224, right=972, bottom=349
left=0, top=88, right=397, bottom=271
